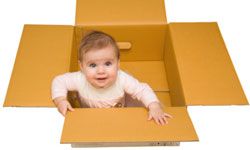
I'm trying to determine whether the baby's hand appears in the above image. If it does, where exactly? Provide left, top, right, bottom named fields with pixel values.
left=148, top=102, right=172, bottom=125
left=53, top=97, right=75, bottom=117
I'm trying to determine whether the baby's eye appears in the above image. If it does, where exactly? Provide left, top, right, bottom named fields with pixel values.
left=105, top=61, right=112, bottom=66
left=89, top=63, right=96, bottom=68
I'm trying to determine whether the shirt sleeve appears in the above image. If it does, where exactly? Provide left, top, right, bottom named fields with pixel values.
left=120, top=70, right=160, bottom=108
left=51, top=72, right=79, bottom=100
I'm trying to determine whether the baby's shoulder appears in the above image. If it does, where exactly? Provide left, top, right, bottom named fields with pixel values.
left=57, top=71, right=82, bottom=78
left=118, top=69, right=128, bottom=79
left=120, top=68, right=137, bottom=75
left=54, top=71, right=85, bottom=82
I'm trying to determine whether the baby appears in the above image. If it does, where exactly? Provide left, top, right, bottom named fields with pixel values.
left=51, top=31, right=172, bottom=125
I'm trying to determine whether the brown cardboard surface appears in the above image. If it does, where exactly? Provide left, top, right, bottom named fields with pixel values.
left=75, top=0, right=167, bottom=25
left=4, top=25, right=74, bottom=107
left=164, top=25, right=186, bottom=106
left=167, top=22, right=248, bottom=105
left=155, top=92, right=172, bottom=107
left=120, top=61, right=169, bottom=92
left=61, top=107, right=198, bottom=143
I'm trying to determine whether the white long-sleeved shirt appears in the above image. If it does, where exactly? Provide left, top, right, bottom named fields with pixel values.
left=51, top=70, right=159, bottom=108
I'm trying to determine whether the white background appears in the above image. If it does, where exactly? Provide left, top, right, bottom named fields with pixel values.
left=0, top=0, right=250, bottom=149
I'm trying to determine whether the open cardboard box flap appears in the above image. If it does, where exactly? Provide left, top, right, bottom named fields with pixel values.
left=3, top=0, right=248, bottom=146
left=61, top=107, right=198, bottom=143
left=4, top=25, right=74, bottom=107
left=75, top=0, right=167, bottom=25
left=167, top=23, right=248, bottom=106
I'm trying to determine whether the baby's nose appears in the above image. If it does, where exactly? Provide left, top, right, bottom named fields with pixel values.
left=97, top=66, right=105, bottom=74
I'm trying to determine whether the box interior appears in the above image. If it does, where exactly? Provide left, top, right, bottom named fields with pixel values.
left=67, top=24, right=172, bottom=108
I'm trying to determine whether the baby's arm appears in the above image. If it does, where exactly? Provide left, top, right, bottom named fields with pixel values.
left=51, top=72, right=79, bottom=116
left=120, top=71, right=172, bottom=125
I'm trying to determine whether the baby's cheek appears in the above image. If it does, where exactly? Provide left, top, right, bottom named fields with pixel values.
left=85, top=69, right=96, bottom=79
left=109, top=69, right=118, bottom=79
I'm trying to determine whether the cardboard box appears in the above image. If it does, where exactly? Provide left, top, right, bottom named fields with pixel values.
left=3, top=0, right=248, bottom=147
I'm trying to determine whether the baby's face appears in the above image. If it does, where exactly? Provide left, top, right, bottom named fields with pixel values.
left=79, top=45, right=119, bottom=89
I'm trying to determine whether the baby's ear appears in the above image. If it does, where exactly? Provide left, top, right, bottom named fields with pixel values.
left=117, top=59, right=120, bottom=68
left=78, top=60, right=83, bottom=71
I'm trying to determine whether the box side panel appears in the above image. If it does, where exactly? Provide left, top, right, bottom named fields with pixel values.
left=169, top=22, right=248, bottom=105
left=75, top=0, right=167, bottom=25
left=61, top=107, right=198, bottom=143
left=155, top=92, right=172, bottom=107
left=120, top=61, right=169, bottom=92
left=164, top=25, right=186, bottom=106
left=4, top=25, right=74, bottom=107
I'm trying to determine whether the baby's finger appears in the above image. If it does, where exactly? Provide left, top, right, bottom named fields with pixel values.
left=148, top=114, right=153, bottom=121
left=67, top=104, right=75, bottom=112
left=162, top=116, right=168, bottom=124
left=61, top=111, right=66, bottom=117
left=158, top=117, right=166, bottom=125
left=60, top=107, right=66, bottom=117
left=164, top=113, right=173, bottom=118
left=58, top=109, right=64, bottom=117
left=154, top=117, right=161, bottom=125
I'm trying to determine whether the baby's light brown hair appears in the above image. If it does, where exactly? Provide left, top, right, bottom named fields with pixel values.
left=78, top=30, right=120, bottom=63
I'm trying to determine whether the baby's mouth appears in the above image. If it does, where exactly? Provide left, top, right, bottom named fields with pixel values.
left=96, top=77, right=107, bottom=81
